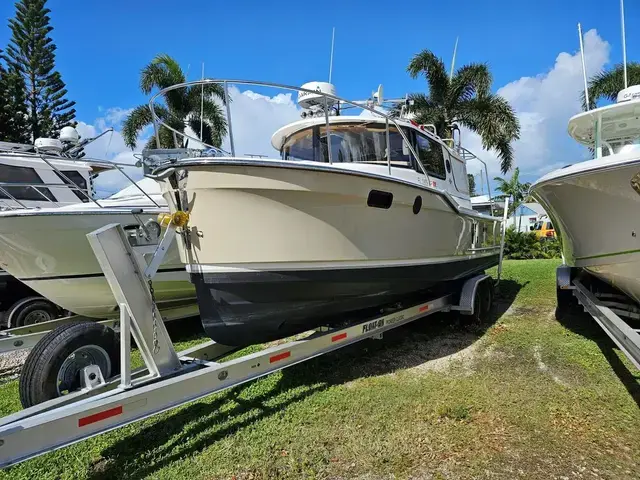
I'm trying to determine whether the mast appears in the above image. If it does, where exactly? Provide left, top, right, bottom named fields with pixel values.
left=621, top=0, right=628, bottom=89
left=328, top=27, right=336, bottom=83
left=450, top=37, right=459, bottom=80
left=578, top=23, right=589, bottom=109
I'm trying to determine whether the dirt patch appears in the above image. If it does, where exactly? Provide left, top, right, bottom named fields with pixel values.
left=533, top=345, right=568, bottom=386
left=408, top=333, right=482, bottom=375
left=0, top=349, right=28, bottom=381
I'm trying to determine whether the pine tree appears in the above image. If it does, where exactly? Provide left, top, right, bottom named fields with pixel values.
left=3, top=0, right=76, bottom=141
left=0, top=52, right=29, bottom=143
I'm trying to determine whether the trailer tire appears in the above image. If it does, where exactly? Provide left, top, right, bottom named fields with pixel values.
left=19, top=321, right=119, bottom=408
left=463, top=278, right=492, bottom=324
left=6, top=296, right=60, bottom=328
left=555, top=287, right=577, bottom=320
left=479, top=279, right=494, bottom=320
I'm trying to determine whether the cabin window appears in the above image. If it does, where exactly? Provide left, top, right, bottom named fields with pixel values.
left=56, top=170, right=89, bottom=202
left=281, top=122, right=412, bottom=168
left=414, top=133, right=446, bottom=179
left=0, top=165, right=55, bottom=201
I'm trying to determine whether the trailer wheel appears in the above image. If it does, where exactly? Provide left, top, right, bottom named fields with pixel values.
left=555, top=287, right=577, bottom=320
left=6, top=296, right=60, bottom=328
left=479, top=280, right=494, bottom=320
left=464, top=278, right=493, bottom=324
left=19, top=321, right=119, bottom=408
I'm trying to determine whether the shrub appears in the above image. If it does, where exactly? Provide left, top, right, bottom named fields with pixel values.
left=503, top=227, right=562, bottom=259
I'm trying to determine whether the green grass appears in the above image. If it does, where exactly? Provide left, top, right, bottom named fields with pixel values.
left=0, top=259, right=639, bottom=479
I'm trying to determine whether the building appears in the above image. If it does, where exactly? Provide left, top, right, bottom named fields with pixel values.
left=470, top=195, right=504, bottom=216
left=471, top=196, right=550, bottom=232
left=507, top=202, right=549, bottom=232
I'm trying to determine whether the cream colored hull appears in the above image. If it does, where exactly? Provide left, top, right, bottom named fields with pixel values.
left=0, top=210, right=197, bottom=319
left=163, top=164, right=500, bottom=267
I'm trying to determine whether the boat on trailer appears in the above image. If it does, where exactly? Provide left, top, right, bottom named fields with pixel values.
left=145, top=79, right=503, bottom=346
left=0, top=80, right=508, bottom=467
left=531, top=85, right=640, bottom=369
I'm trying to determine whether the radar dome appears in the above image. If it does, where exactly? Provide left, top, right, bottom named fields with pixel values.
left=616, top=85, right=640, bottom=103
left=298, top=82, right=337, bottom=109
left=59, top=126, right=80, bottom=144
left=34, top=138, right=63, bottom=153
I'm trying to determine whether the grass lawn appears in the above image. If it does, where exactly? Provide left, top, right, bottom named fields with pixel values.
left=0, top=259, right=638, bottom=479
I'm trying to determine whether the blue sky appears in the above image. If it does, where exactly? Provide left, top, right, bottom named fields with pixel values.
left=0, top=0, right=638, bottom=190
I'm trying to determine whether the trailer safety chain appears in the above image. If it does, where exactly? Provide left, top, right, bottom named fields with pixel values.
left=147, top=279, right=160, bottom=354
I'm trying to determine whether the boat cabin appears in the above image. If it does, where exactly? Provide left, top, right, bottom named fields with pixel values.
left=0, top=129, right=113, bottom=210
left=270, top=116, right=473, bottom=208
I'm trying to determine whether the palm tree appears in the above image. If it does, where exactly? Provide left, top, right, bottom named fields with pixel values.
left=122, top=54, right=227, bottom=150
left=402, top=49, right=520, bottom=173
left=582, top=63, right=640, bottom=110
left=494, top=167, right=530, bottom=229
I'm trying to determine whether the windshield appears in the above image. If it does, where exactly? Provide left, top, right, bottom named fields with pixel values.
left=281, top=122, right=413, bottom=168
left=602, top=137, right=640, bottom=156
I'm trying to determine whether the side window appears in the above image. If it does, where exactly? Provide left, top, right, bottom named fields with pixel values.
left=56, top=170, right=89, bottom=202
left=387, top=128, right=412, bottom=168
left=0, top=165, right=55, bottom=201
left=415, top=133, right=446, bottom=179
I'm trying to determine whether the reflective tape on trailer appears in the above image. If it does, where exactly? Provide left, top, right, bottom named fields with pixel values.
left=78, top=406, right=123, bottom=427
left=331, top=332, right=347, bottom=342
left=269, top=351, right=291, bottom=363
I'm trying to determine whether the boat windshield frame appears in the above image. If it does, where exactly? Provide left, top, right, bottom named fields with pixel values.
left=146, top=79, right=435, bottom=185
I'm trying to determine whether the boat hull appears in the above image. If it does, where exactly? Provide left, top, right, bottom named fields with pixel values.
left=0, top=210, right=197, bottom=319
left=160, top=161, right=501, bottom=345
left=531, top=156, right=640, bottom=304
left=192, top=255, right=499, bottom=345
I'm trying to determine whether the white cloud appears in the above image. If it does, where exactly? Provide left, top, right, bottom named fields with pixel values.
left=464, top=29, right=611, bottom=181
left=77, top=90, right=302, bottom=197
left=220, top=86, right=301, bottom=156
left=75, top=107, right=144, bottom=197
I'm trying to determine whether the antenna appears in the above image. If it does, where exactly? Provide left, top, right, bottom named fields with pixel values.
left=329, top=27, right=335, bottom=83
left=200, top=62, right=205, bottom=141
left=578, top=23, right=590, bottom=109
left=621, top=0, right=628, bottom=89
left=450, top=36, right=459, bottom=80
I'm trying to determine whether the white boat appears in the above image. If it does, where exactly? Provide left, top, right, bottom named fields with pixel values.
left=144, top=79, right=503, bottom=346
left=531, top=84, right=640, bottom=304
left=0, top=130, right=198, bottom=324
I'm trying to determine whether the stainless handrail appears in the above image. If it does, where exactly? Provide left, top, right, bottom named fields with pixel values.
left=448, top=143, right=494, bottom=213
left=147, top=79, right=434, bottom=187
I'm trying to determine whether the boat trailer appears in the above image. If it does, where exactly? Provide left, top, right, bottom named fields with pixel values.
left=556, top=265, right=640, bottom=370
left=0, top=218, right=498, bottom=468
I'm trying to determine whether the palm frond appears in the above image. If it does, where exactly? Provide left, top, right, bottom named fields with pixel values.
left=200, top=99, right=228, bottom=147
left=407, top=49, right=449, bottom=103
left=185, top=82, right=226, bottom=107
left=186, top=116, right=215, bottom=148
left=457, top=94, right=520, bottom=173
left=449, top=63, right=491, bottom=103
left=582, top=62, right=640, bottom=110
left=140, top=54, right=188, bottom=113
left=122, top=104, right=173, bottom=149
left=144, top=125, right=177, bottom=149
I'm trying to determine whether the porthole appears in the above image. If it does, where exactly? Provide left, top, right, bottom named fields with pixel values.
left=412, top=196, right=422, bottom=214
left=445, top=158, right=452, bottom=173
left=367, top=190, right=393, bottom=209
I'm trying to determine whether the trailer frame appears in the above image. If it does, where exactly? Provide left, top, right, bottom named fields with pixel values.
left=0, top=220, right=498, bottom=468
left=556, top=264, right=640, bottom=371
